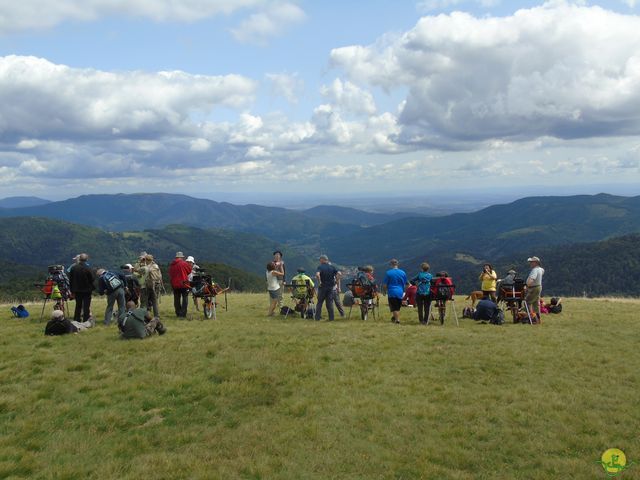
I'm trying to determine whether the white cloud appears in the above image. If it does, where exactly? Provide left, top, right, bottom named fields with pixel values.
left=331, top=2, right=640, bottom=148
left=266, top=72, right=304, bottom=104
left=320, top=79, right=377, bottom=116
left=0, top=55, right=256, bottom=141
left=0, top=0, right=266, bottom=34
left=230, top=2, right=306, bottom=46
left=417, top=0, right=500, bottom=13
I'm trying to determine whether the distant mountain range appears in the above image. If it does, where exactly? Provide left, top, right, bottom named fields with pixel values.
left=0, top=196, right=51, bottom=209
left=1, top=192, right=639, bottom=299
left=0, top=193, right=394, bottom=243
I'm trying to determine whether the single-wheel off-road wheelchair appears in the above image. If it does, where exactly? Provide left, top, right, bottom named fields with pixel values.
left=35, top=265, right=72, bottom=320
left=497, top=278, right=534, bottom=324
left=187, top=271, right=229, bottom=320
left=284, top=278, right=316, bottom=319
left=347, top=280, right=379, bottom=321
left=429, top=277, right=458, bottom=326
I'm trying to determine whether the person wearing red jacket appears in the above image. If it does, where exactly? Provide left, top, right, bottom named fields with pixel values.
left=169, top=251, right=192, bottom=318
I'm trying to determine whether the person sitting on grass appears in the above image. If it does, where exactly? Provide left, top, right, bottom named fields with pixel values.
left=402, top=283, right=417, bottom=307
left=266, top=262, right=285, bottom=316
left=45, top=309, right=95, bottom=335
left=118, top=301, right=166, bottom=339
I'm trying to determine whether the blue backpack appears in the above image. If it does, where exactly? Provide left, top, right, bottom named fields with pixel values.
left=11, top=305, right=30, bottom=318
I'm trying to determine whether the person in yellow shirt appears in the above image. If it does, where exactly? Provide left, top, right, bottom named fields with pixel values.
left=291, top=268, right=315, bottom=299
left=479, top=263, right=498, bottom=302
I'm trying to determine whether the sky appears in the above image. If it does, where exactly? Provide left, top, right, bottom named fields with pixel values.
left=1, top=0, right=640, bottom=203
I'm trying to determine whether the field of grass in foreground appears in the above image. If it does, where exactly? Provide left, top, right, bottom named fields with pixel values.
left=1, top=294, right=638, bottom=479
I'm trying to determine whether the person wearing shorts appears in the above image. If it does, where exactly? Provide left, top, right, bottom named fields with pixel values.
left=383, top=259, right=408, bottom=324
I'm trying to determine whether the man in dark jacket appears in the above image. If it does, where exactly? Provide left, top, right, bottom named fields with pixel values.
left=68, top=253, right=95, bottom=322
left=168, top=251, right=192, bottom=317
left=473, top=296, right=501, bottom=324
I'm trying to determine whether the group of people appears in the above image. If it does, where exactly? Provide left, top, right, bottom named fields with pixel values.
left=45, top=250, right=204, bottom=338
left=268, top=253, right=548, bottom=326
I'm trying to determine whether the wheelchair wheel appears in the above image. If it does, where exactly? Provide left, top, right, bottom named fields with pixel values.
left=439, top=302, right=446, bottom=324
left=203, top=296, right=215, bottom=319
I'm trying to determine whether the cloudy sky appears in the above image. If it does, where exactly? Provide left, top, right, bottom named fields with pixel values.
left=1, top=0, right=640, bottom=201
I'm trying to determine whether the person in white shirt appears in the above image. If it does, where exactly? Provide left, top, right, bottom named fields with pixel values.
left=525, top=256, right=545, bottom=319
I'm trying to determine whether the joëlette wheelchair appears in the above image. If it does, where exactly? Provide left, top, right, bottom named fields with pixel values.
left=347, top=280, right=379, bottom=321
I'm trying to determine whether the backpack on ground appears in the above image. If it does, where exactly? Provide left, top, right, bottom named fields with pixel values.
left=549, top=297, right=563, bottom=314
left=11, top=305, right=30, bottom=318
left=103, top=271, right=123, bottom=293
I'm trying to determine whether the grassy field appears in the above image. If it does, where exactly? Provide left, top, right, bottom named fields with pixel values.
left=1, top=293, right=638, bottom=479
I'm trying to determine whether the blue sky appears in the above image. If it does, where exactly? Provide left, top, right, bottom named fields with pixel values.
left=1, top=0, right=640, bottom=202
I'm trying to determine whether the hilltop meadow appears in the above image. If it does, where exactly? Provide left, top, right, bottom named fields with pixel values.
left=1, top=293, right=638, bottom=479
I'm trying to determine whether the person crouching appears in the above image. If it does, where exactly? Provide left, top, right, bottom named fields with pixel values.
left=119, top=301, right=166, bottom=339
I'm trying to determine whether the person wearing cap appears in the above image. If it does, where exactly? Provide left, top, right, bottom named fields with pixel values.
left=383, top=259, right=408, bottom=324
left=185, top=256, right=200, bottom=310
left=97, top=268, right=126, bottom=326
left=525, top=256, right=545, bottom=319
left=314, top=255, right=341, bottom=321
left=169, top=251, right=192, bottom=318
left=68, top=253, right=95, bottom=323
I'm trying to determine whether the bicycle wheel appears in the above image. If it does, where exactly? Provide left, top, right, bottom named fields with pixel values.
left=203, top=297, right=214, bottom=319
left=439, top=302, right=446, bottom=324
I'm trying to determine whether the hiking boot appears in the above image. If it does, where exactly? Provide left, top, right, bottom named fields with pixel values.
left=156, top=322, right=167, bottom=335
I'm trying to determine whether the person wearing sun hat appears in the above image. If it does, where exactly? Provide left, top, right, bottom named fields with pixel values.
left=525, top=256, right=545, bottom=320
left=169, top=251, right=192, bottom=318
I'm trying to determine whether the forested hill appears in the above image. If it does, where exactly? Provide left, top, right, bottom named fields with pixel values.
left=0, top=217, right=314, bottom=276
left=325, top=193, right=640, bottom=265
left=398, top=233, right=640, bottom=297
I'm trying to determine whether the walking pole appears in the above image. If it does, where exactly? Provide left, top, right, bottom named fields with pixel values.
left=451, top=297, right=459, bottom=326
left=425, top=301, right=433, bottom=325
left=39, top=297, right=48, bottom=321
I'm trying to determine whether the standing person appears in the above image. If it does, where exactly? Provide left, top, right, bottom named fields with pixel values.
left=169, top=251, right=192, bottom=318
left=314, top=255, right=341, bottom=321
left=136, top=254, right=161, bottom=318
left=329, top=261, right=345, bottom=317
left=68, top=253, right=95, bottom=323
left=525, top=256, right=545, bottom=320
left=479, top=263, right=498, bottom=302
left=96, top=268, right=126, bottom=326
left=121, top=264, right=141, bottom=306
left=411, top=262, right=433, bottom=324
left=383, top=259, right=408, bottom=324
left=273, top=251, right=286, bottom=306
left=266, top=262, right=284, bottom=316
left=186, top=256, right=200, bottom=311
